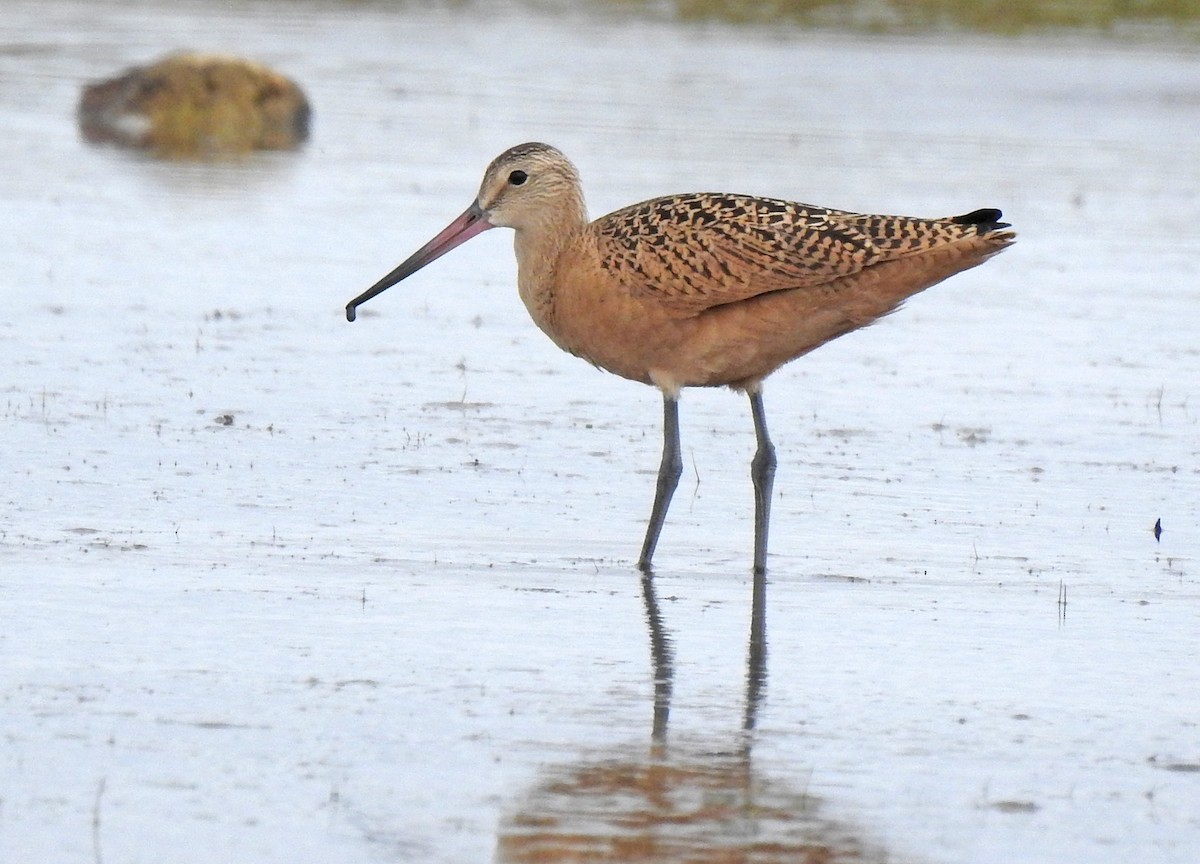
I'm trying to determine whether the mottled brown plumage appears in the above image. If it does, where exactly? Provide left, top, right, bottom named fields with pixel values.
left=347, top=142, right=1015, bottom=573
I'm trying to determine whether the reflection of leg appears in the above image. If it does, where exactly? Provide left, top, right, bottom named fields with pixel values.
left=640, top=574, right=674, bottom=742
left=744, top=567, right=768, bottom=736
left=638, top=396, right=682, bottom=573
left=749, top=390, right=777, bottom=576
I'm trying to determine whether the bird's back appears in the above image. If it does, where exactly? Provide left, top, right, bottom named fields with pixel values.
left=536, top=191, right=1015, bottom=392
left=592, top=193, right=1013, bottom=315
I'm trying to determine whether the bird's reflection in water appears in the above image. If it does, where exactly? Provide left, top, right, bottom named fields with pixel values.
left=496, top=570, right=891, bottom=863
left=641, top=572, right=674, bottom=744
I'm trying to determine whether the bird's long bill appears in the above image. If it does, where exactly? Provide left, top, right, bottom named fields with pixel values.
left=345, top=201, right=493, bottom=322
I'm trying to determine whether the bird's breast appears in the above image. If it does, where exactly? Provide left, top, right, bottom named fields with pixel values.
left=516, top=244, right=676, bottom=387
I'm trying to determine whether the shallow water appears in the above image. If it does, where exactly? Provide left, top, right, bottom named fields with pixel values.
left=2, top=2, right=1199, bottom=862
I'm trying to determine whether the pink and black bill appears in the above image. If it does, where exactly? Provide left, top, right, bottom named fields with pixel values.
left=345, top=201, right=493, bottom=322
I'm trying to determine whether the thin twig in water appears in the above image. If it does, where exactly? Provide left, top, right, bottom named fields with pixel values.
left=92, top=777, right=106, bottom=864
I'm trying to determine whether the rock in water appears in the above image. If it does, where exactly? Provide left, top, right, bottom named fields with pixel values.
left=78, top=52, right=311, bottom=156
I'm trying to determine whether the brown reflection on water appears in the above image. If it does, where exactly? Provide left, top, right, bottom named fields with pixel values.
left=496, top=572, right=893, bottom=864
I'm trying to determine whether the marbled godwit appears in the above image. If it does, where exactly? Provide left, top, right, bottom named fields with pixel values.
left=347, top=143, right=1015, bottom=574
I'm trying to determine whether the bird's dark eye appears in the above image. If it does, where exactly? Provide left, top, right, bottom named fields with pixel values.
left=508, top=170, right=528, bottom=186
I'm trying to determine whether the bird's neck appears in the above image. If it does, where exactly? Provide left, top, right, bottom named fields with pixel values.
left=513, top=197, right=589, bottom=333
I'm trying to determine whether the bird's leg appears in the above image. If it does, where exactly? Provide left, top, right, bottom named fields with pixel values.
left=638, top=395, right=682, bottom=573
left=749, top=390, right=777, bottom=575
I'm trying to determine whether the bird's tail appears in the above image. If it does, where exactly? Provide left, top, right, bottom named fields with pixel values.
left=950, top=207, right=1015, bottom=240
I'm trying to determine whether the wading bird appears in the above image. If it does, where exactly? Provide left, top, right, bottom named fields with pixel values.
left=346, top=143, right=1014, bottom=574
